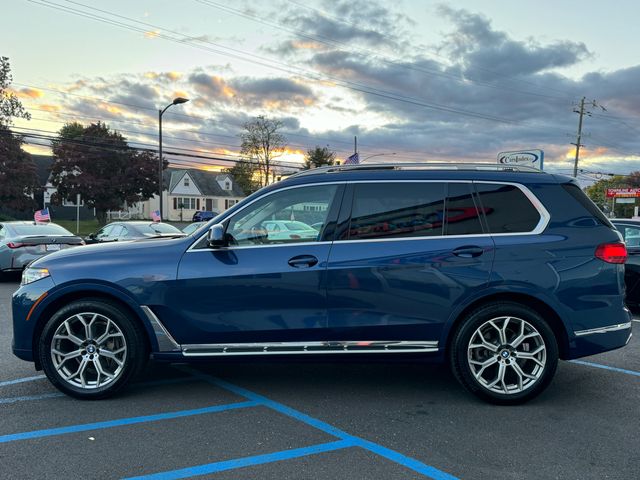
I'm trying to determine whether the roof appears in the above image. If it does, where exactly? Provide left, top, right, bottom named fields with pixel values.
left=31, top=155, right=55, bottom=185
left=163, top=168, right=244, bottom=197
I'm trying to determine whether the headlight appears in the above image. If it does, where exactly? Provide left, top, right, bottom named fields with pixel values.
left=21, top=267, right=50, bottom=285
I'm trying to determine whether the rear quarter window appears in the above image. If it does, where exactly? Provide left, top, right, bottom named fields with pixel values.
left=561, top=183, right=613, bottom=227
left=475, top=183, right=541, bottom=233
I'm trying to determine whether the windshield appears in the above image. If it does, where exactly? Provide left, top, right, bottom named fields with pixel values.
left=11, top=224, right=73, bottom=236
left=135, top=223, right=181, bottom=235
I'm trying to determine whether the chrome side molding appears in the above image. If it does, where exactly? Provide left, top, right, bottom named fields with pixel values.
left=140, top=306, right=181, bottom=351
left=181, top=340, right=439, bottom=357
left=574, top=322, right=632, bottom=337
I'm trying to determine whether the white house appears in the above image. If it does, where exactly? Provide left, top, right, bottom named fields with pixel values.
left=145, top=168, right=245, bottom=222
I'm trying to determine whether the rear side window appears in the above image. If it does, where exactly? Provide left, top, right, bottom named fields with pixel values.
left=561, top=183, right=613, bottom=227
left=446, top=183, right=483, bottom=235
left=475, top=183, right=541, bottom=233
left=349, top=183, right=445, bottom=239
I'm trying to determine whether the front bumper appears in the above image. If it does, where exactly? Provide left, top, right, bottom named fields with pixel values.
left=11, top=276, right=56, bottom=363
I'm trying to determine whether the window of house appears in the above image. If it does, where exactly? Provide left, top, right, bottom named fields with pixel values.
left=225, top=199, right=238, bottom=209
left=347, top=183, right=446, bottom=240
left=184, top=177, right=190, bottom=187
left=225, top=181, right=231, bottom=190
left=475, top=183, right=541, bottom=233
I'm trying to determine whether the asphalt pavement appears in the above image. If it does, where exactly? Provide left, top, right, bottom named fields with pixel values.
left=0, top=276, right=638, bottom=480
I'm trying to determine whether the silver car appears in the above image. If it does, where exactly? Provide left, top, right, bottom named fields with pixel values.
left=0, top=222, right=84, bottom=276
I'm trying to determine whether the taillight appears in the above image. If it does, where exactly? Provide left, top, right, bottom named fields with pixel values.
left=595, top=242, right=627, bottom=264
left=289, top=234, right=301, bottom=239
left=7, top=242, right=24, bottom=249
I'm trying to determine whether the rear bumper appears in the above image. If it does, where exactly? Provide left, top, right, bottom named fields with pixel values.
left=567, top=321, right=633, bottom=359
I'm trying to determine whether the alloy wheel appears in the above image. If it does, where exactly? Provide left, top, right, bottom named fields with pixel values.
left=467, top=316, right=546, bottom=395
left=50, top=312, right=128, bottom=389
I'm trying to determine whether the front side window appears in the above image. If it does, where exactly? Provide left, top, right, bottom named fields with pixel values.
left=226, top=185, right=338, bottom=246
left=475, top=183, right=541, bottom=233
left=348, top=183, right=446, bottom=240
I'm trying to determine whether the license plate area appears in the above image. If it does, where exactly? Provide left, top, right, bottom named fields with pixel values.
left=45, top=244, right=61, bottom=251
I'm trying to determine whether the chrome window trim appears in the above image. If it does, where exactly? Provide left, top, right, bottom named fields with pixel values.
left=181, top=340, right=439, bottom=356
left=187, top=179, right=550, bottom=252
left=574, top=322, right=632, bottom=337
left=141, top=306, right=181, bottom=351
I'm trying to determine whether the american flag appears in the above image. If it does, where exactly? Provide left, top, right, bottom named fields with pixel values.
left=151, top=210, right=161, bottom=222
left=34, top=208, right=50, bottom=222
left=344, top=152, right=359, bottom=165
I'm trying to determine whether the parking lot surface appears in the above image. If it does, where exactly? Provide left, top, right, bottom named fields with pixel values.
left=1, top=277, right=638, bottom=479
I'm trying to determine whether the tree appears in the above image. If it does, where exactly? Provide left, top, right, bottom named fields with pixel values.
left=0, top=128, right=38, bottom=210
left=51, top=122, right=162, bottom=225
left=224, top=159, right=260, bottom=195
left=239, top=116, right=286, bottom=187
left=0, top=57, right=38, bottom=211
left=1, top=57, right=31, bottom=127
left=584, top=175, right=640, bottom=218
left=303, top=146, right=336, bottom=169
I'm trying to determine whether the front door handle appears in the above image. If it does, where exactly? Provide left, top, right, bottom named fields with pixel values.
left=452, top=246, right=484, bottom=258
left=288, top=255, right=319, bottom=268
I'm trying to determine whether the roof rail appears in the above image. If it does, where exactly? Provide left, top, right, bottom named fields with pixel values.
left=287, top=162, right=543, bottom=178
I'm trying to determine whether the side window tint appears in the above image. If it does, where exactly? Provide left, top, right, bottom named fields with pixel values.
left=227, top=185, right=337, bottom=246
left=109, top=225, right=124, bottom=238
left=349, top=183, right=445, bottom=240
left=446, top=183, right=483, bottom=235
left=475, top=183, right=541, bottom=233
left=96, top=225, right=113, bottom=239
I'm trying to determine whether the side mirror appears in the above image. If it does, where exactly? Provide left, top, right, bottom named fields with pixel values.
left=207, top=224, right=227, bottom=248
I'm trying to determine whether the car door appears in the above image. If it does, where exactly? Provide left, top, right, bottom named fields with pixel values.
left=326, top=181, right=495, bottom=343
left=171, top=183, right=344, bottom=345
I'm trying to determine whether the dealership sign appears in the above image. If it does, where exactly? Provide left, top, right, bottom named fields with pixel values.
left=606, top=188, right=640, bottom=198
left=497, top=149, right=544, bottom=170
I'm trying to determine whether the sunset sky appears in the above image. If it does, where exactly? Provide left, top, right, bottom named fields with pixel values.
left=3, top=0, right=640, bottom=180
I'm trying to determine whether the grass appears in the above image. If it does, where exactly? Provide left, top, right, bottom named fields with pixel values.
left=55, top=219, right=101, bottom=236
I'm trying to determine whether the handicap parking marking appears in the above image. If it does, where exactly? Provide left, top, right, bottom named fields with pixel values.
left=0, top=375, right=46, bottom=388
left=124, top=440, right=354, bottom=480
left=0, top=400, right=259, bottom=444
left=175, top=366, right=458, bottom=480
left=570, top=359, right=640, bottom=378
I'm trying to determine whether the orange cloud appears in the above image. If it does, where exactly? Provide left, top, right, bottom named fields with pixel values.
left=6, top=87, right=44, bottom=99
left=166, top=71, right=182, bottom=81
left=144, top=30, right=160, bottom=39
left=290, top=40, right=324, bottom=50
left=40, top=104, right=61, bottom=112
left=173, top=90, right=189, bottom=99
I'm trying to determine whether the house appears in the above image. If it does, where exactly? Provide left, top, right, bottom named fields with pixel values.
left=34, top=156, right=245, bottom=222
left=145, top=168, right=245, bottom=222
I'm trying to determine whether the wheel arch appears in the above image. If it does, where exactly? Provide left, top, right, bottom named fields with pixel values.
left=32, top=288, right=155, bottom=370
left=443, top=292, right=570, bottom=360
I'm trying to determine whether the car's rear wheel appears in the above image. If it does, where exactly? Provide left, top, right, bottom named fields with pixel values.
left=39, top=299, right=148, bottom=399
left=450, top=302, right=558, bottom=405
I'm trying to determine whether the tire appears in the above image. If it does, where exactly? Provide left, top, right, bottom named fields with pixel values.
left=39, top=299, right=148, bottom=400
left=449, top=302, right=558, bottom=405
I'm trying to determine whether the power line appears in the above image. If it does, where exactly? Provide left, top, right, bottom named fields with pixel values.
left=26, top=0, right=519, bottom=125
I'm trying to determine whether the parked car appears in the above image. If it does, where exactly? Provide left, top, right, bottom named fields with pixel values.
left=0, top=222, right=83, bottom=277
left=182, top=222, right=207, bottom=235
left=85, top=221, right=184, bottom=244
left=192, top=210, right=219, bottom=222
left=260, top=220, right=320, bottom=241
left=12, top=164, right=632, bottom=404
left=611, top=218, right=640, bottom=312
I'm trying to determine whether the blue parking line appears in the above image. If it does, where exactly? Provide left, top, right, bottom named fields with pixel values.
left=571, top=360, right=640, bottom=378
left=0, top=400, right=258, bottom=444
left=183, top=367, right=458, bottom=480
left=124, top=440, right=354, bottom=480
left=0, top=375, right=46, bottom=387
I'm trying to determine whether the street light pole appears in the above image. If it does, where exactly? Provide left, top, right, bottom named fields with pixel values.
left=158, top=97, right=189, bottom=221
left=361, top=152, right=397, bottom=162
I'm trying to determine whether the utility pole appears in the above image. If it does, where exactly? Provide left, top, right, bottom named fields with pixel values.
left=354, top=135, right=357, bottom=155
left=572, top=97, right=605, bottom=177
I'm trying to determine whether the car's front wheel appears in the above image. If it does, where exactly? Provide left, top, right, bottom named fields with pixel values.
left=450, top=302, right=558, bottom=405
left=39, top=299, right=148, bottom=399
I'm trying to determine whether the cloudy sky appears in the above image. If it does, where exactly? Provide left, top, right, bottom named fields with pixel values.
left=4, top=0, right=640, bottom=180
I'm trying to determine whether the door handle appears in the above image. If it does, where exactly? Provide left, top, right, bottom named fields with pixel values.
left=452, top=246, right=484, bottom=258
left=288, top=255, right=319, bottom=268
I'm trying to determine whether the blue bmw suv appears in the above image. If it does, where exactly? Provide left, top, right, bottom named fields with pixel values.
left=12, top=164, right=632, bottom=404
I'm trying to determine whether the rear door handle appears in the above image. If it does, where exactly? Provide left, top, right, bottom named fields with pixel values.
left=288, top=254, right=319, bottom=268
left=452, top=246, right=484, bottom=258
